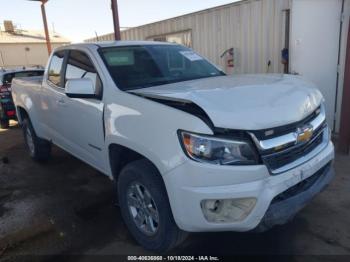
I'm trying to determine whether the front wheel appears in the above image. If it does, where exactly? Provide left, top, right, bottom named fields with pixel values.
left=118, top=159, right=188, bottom=252
left=22, top=118, right=51, bottom=161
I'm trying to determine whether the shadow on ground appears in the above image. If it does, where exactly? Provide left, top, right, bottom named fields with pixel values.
left=0, top=123, right=350, bottom=260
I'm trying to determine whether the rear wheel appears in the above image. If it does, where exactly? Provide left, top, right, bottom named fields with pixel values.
left=118, top=159, right=188, bottom=252
left=22, top=118, right=51, bottom=161
left=0, top=119, right=9, bottom=129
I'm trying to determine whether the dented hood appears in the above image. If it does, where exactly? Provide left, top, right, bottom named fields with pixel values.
left=130, top=74, right=323, bottom=130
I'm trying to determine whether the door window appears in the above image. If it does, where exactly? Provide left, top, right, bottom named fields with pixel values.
left=48, top=51, right=65, bottom=87
left=65, top=50, right=102, bottom=95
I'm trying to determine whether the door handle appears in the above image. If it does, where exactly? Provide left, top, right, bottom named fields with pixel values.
left=57, top=98, right=66, bottom=105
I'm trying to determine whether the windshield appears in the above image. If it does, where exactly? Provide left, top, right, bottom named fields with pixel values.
left=99, top=44, right=225, bottom=91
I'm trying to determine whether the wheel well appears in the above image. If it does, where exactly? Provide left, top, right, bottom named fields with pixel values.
left=109, top=144, right=158, bottom=182
left=17, top=107, right=29, bottom=123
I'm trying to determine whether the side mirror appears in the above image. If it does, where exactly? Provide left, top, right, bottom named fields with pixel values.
left=65, top=78, right=96, bottom=98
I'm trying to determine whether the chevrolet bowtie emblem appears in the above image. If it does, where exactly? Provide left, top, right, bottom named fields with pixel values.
left=296, top=124, right=314, bottom=144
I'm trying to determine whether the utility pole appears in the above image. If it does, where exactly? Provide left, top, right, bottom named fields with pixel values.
left=111, top=0, right=121, bottom=40
left=41, top=0, right=52, bottom=54
left=28, top=0, right=52, bottom=54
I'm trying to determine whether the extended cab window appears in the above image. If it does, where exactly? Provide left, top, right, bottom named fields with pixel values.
left=48, top=51, right=65, bottom=87
left=65, top=50, right=102, bottom=95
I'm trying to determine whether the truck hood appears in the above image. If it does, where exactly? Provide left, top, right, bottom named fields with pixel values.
left=130, top=74, right=323, bottom=130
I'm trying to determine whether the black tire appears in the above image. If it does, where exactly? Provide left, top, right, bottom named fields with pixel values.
left=22, top=118, right=51, bottom=161
left=118, top=159, right=188, bottom=252
left=0, top=119, right=9, bottom=129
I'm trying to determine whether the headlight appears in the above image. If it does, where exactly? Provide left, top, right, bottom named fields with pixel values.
left=178, top=131, right=258, bottom=165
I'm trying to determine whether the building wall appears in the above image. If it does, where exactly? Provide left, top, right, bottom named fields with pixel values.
left=87, top=0, right=291, bottom=74
left=0, top=43, right=67, bottom=67
left=85, top=0, right=348, bottom=133
left=290, top=0, right=344, bottom=131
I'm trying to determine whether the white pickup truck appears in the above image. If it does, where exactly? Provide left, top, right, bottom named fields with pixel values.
left=12, top=41, right=334, bottom=252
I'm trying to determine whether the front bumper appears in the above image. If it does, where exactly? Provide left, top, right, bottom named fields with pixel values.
left=163, top=141, right=334, bottom=232
left=254, top=162, right=334, bottom=232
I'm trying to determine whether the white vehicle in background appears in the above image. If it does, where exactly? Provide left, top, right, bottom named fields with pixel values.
left=11, top=41, right=334, bottom=252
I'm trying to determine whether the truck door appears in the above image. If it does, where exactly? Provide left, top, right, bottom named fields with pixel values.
left=60, top=49, right=106, bottom=172
left=41, top=50, right=68, bottom=146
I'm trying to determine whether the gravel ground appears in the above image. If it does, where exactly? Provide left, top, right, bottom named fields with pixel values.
left=0, top=122, right=350, bottom=261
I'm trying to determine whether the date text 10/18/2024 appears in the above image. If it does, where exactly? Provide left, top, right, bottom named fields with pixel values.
left=127, top=256, right=220, bottom=261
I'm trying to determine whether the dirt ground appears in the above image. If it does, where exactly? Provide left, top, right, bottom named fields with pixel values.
left=0, top=122, right=350, bottom=261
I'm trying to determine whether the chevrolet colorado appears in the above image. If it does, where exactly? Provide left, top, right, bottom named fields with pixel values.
left=11, top=42, right=334, bottom=252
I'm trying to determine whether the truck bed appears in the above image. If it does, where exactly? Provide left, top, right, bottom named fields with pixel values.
left=11, top=76, right=44, bottom=123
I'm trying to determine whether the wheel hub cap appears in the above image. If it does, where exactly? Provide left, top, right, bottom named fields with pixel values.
left=127, top=182, right=159, bottom=236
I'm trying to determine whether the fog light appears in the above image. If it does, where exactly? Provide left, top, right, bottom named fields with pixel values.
left=201, top=198, right=256, bottom=223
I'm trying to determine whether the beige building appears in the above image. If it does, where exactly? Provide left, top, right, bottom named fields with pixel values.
left=0, top=21, right=70, bottom=68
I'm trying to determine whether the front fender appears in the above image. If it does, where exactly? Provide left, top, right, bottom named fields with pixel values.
left=104, top=90, right=213, bottom=176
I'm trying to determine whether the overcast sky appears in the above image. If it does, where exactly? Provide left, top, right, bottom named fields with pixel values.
left=1, top=0, right=239, bottom=43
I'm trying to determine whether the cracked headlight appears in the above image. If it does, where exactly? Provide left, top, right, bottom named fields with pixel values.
left=179, top=131, right=258, bottom=165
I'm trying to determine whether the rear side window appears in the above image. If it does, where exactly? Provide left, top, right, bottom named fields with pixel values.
left=65, top=50, right=102, bottom=94
left=48, top=51, right=65, bottom=86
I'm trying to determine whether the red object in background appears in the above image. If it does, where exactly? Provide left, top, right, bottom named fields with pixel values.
left=0, top=86, right=8, bottom=93
left=226, top=48, right=234, bottom=68
left=227, top=58, right=234, bottom=68
left=220, top=48, right=234, bottom=74
left=6, top=111, right=15, bottom=117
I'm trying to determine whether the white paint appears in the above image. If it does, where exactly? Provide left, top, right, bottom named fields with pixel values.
left=290, top=0, right=343, bottom=130
left=132, top=74, right=323, bottom=130
left=65, top=78, right=95, bottom=96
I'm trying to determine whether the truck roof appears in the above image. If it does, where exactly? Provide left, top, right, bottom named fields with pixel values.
left=55, top=40, right=177, bottom=51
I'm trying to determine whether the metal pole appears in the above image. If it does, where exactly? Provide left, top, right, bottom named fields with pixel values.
left=41, top=0, right=52, bottom=54
left=0, top=51, right=5, bottom=67
left=338, top=20, right=350, bottom=154
left=111, top=0, right=121, bottom=40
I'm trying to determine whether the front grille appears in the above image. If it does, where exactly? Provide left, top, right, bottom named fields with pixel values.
left=251, top=106, right=321, bottom=140
left=271, top=162, right=331, bottom=204
left=262, top=126, right=325, bottom=172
